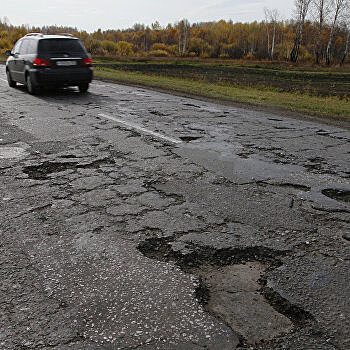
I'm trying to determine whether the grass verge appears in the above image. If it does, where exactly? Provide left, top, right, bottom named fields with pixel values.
left=94, top=67, right=350, bottom=121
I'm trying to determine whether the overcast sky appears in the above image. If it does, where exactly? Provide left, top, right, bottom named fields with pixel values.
left=2, top=0, right=293, bottom=32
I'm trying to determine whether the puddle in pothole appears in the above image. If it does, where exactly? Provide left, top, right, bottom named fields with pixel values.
left=0, top=147, right=27, bottom=159
left=322, top=188, right=350, bottom=203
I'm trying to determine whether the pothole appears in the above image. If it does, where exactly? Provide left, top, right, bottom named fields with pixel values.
left=23, top=158, right=115, bottom=180
left=256, top=181, right=311, bottom=192
left=0, top=147, right=27, bottom=159
left=23, top=161, right=78, bottom=180
left=237, top=151, right=254, bottom=159
left=183, top=103, right=201, bottom=108
left=60, top=154, right=78, bottom=159
left=322, top=188, right=350, bottom=203
left=149, top=110, right=167, bottom=117
left=278, top=183, right=311, bottom=192
left=138, top=237, right=313, bottom=346
left=179, top=136, right=202, bottom=142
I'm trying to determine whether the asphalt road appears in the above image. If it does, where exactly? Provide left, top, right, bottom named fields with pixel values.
left=0, top=65, right=349, bottom=350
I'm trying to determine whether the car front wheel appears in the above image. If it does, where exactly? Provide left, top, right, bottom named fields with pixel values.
left=26, top=74, right=38, bottom=95
left=6, top=70, right=17, bottom=88
left=78, top=83, right=89, bottom=93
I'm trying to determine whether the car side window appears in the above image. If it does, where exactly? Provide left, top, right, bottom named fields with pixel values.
left=12, top=40, right=22, bottom=55
left=19, top=40, right=29, bottom=55
left=27, top=40, right=37, bottom=55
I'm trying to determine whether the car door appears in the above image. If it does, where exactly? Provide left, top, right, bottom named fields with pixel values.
left=10, top=40, right=23, bottom=82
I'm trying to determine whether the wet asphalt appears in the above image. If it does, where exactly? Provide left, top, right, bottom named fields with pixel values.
left=0, top=65, right=349, bottom=350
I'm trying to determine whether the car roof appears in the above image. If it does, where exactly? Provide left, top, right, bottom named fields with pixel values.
left=24, top=33, right=78, bottom=40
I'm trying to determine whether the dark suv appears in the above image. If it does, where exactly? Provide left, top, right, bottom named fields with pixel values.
left=5, top=33, right=93, bottom=94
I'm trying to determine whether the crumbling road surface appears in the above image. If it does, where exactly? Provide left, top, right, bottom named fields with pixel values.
left=0, top=65, right=349, bottom=350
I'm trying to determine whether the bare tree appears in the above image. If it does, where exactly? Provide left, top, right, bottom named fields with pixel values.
left=176, top=19, right=190, bottom=56
left=325, top=0, right=348, bottom=65
left=290, top=0, right=312, bottom=62
left=264, top=8, right=271, bottom=58
left=312, top=0, right=331, bottom=63
left=264, top=8, right=280, bottom=59
left=340, top=25, right=350, bottom=65
left=339, top=3, right=350, bottom=65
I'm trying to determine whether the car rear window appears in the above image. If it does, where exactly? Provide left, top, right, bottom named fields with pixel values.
left=38, top=39, right=86, bottom=55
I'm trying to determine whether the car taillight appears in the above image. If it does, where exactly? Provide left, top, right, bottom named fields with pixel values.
left=81, top=57, right=92, bottom=66
left=33, top=58, right=51, bottom=67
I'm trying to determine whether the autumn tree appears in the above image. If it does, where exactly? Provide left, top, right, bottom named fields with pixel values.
left=188, top=37, right=211, bottom=56
left=115, top=41, right=134, bottom=56
left=264, top=8, right=281, bottom=59
left=290, top=0, right=312, bottom=62
left=339, top=2, right=350, bottom=64
left=311, top=0, right=331, bottom=63
left=176, top=19, right=190, bottom=56
left=325, top=0, right=348, bottom=64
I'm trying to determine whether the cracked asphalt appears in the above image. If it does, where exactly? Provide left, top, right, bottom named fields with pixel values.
left=0, top=64, right=349, bottom=350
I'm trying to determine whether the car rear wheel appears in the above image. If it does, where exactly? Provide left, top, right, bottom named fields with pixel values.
left=26, top=74, right=38, bottom=95
left=78, top=83, right=89, bottom=93
left=6, top=70, right=17, bottom=88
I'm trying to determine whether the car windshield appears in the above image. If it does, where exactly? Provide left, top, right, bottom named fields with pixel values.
left=38, top=39, right=85, bottom=56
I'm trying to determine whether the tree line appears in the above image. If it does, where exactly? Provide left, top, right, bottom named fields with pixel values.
left=1, top=0, right=350, bottom=65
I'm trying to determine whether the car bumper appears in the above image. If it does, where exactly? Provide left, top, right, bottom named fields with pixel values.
left=29, top=67, right=93, bottom=87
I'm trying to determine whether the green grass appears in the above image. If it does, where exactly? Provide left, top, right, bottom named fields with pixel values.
left=94, top=67, right=350, bottom=120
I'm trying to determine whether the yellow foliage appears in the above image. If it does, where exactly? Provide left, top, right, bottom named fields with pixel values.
left=150, top=43, right=170, bottom=52
left=116, top=41, right=135, bottom=56
left=148, top=49, right=169, bottom=57
left=0, top=38, right=11, bottom=51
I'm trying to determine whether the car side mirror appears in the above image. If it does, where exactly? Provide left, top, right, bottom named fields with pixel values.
left=5, top=50, right=12, bottom=57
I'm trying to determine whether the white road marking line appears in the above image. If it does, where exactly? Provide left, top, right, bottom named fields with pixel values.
left=98, top=113, right=182, bottom=145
